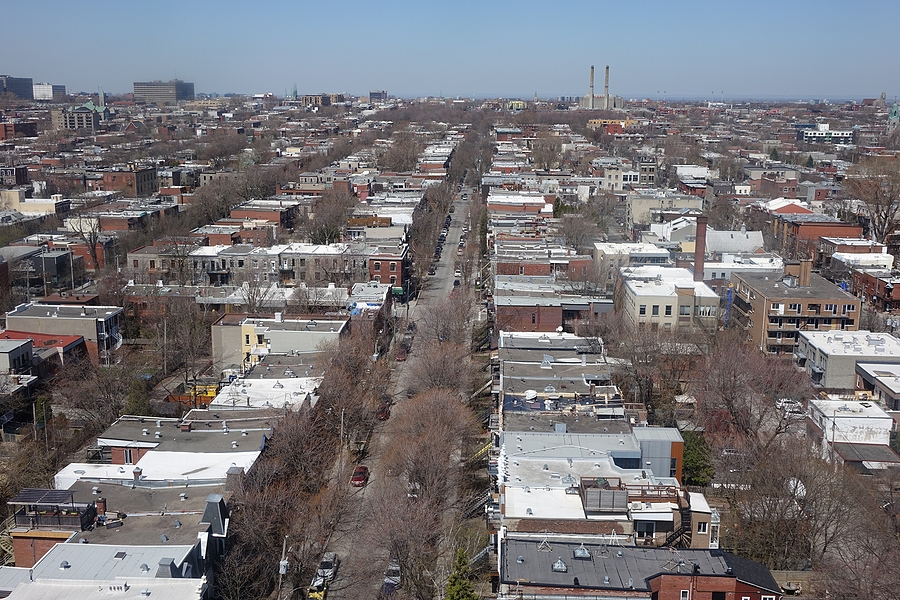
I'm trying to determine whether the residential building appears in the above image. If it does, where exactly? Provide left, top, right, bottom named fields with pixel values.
left=731, top=261, right=861, bottom=354
left=772, top=213, right=862, bottom=260
left=625, top=192, right=703, bottom=234
left=618, top=266, right=719, bottom=333
left=0, top=166, right=28, bottom=187
left=51, top=101, right=110, bottom=131
left=806, top=398, right=900, bottom=470
left=493, top=276, right=613, bottom=333
left=100, top=166, right=158, bottom=196
left=796, top=122, right=855, bottom=144
left=794, top=330, right=900, bottom=389
left=849, top=270, right=900, bottom=312
left=133, top=80, right=195, bottom=104
left=5, top=303, right=123, bottom=364
left=856, top=362, right=900, bottom=410
left=211, top=312, right=348, bottom=374
left=499, top=541, right=783, bottom=600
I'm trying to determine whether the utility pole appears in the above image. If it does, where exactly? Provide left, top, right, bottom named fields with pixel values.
left=278, top=535, right=289, bottom=594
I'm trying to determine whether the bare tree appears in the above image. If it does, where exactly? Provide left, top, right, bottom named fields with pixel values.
left=379, top=132, right=423, bottom=172
left=844, top=157, right=900, bottom=244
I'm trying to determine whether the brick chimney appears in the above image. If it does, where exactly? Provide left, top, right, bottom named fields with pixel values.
left=95, top=497, right=107, bottom=516
left=693, top=216, right=708, bottom=282
left=799, top=258, right=812, bottom=287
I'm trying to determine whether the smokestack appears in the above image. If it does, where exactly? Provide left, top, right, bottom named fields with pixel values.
left=799, top=258, right=812, bottom=287
left=694, top=216, right=708, bottom=282
left=589, top=66, right=595, bottom=110
left=604, top=65, right=610, bottom=110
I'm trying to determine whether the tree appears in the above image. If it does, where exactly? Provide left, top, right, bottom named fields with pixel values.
left=691, top=331, right=811, bottom=450
left=806, top=154, right=815, bottom=168
left=844, top=157, right=900, bottom=244
left=445, top=549, right=478, bottom=600
left=302, top=187, right=356, bottom=244
left=379, top=132, right=423, bottom=172
left=681, top=431, right=714, bottom=486
left=556, top=214, right=600, bottom=252
left=531, top=132, right=562, bottom=170
left=769, top=148, right=779, bottom=161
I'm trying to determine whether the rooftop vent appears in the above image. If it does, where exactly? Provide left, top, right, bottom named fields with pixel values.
left=59, top=561, right=70, bottom=570
left=552, top=557, right=568, bottom=573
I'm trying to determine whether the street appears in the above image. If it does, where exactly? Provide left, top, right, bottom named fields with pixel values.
left=318, top=191, right=474, bottom=600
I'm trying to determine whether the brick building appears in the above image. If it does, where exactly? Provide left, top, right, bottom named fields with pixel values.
left=772, top=213, right=862, bottom=260
left=732, top=260, right=861, bottom=354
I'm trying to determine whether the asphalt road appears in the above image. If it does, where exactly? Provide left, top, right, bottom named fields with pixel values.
left=321, top=190, right=473, bottom=600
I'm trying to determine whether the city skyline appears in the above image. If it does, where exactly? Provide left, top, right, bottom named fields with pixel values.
left=3, top=0, right=900, bottom=100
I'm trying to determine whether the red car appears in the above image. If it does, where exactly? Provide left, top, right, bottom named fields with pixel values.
left=350, top=465, right=370, bottom=487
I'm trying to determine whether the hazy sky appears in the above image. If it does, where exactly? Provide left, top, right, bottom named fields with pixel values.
left=4, top=0, right=899, bottom=100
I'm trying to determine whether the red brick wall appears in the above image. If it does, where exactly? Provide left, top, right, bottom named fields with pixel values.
left=110, top=446, right=151, bottom=465
left=495, top=261, right=551, bottom=276
left=496, top=305, right=563, bottom=332
left=12, top=532, right=72, bottom=567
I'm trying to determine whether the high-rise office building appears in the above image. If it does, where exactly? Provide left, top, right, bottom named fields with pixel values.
left=33, top=83, right=67, bottom=102
left=369, top=90, right=387, bottom=102
left=0, top=76, right=34, bottom=100
left=133, top=79, right=195, bottom=104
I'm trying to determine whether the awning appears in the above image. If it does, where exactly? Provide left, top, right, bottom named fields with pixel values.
left=810, top=365, right=824, bottom=374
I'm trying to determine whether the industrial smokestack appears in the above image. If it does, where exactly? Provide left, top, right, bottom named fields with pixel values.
left=694, top=216, right=708, bottom=282
left=589, top=66, right=595, bottom=110
left=604, top=65, right=610, bottom=110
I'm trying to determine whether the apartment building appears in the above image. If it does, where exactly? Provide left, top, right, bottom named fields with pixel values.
left=618, top=266, right=719, bottom=333
left=731, top=260, right=861, bottom=354
left=133, top=80, right=194, bottom=104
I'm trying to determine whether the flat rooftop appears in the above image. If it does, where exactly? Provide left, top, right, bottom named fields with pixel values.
left=800, top=330, right=900, bottom=357
left=735, top=271, right=857, bottom=300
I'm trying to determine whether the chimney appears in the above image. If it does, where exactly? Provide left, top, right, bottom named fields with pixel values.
left=694, top=216, right=708, bottom=282
left=95, top=497, right=107, bottom=516
left=799, top=258, right=812, bottom=287
left=132, top=467, right=142, bottom=484
left=589, top=66, right=595, bottom=110
left=180, top=422, right=192, bottom=432
left=604, top=65, right=610, bottom=110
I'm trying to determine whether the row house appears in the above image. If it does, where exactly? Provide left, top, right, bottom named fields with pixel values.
left=851, top=270, right=900, bottom=312
left=230, top=198, right=304, bottom=229
left=771, top=213, right=862, bottom=260
left=367, top=244, right=409, bottom=290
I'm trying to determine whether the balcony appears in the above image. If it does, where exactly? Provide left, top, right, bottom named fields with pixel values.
left=8, top=488, right=96, bottom=531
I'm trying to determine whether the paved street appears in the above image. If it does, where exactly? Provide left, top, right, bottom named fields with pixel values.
left=319, top=190, right=474, bottom=600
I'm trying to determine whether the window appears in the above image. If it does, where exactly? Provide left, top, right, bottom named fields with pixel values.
left=825, top=303, right=837, bottom=313
left=149, top=260, right=155, bottom=269
left=680, top=591, right=689, bottom=600
left=652, top=305, right=659, bottom=316
left=762, top=597, right=776, bottom=600
left=712, top=593, right=725, bottom=600
left=843, top=304, right=856, bottom=313
left=519, top=266, right=524, bottom=275
left=245, top=335, right=250, bottom=345
left=531, top=313, right=536, bottom=324
left=665, top=305, right=672, bottom=316
left=697, top=522, right=708, bottom=534
left=771, top=302, right=782, bottom=311
left=789, top=303, right=801, bottom=312
left=389, top=262, right=396, bottom=272
left=639, top=305, right=647, bottom=316
left=390, top=276, right=396, bottom=284
left=373, top=261, right=381, bottom=271
left=132, top=260, right=138, bottom=268
left=636, top=521, right=655, bottom=538
left=679, top=305, right=690, bottom=316
left=238, top=260, right=245, bottom=267
left=124, top=449, right=133, bottom=465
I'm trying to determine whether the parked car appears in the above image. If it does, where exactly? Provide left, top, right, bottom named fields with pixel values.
left=316, top=552, right=339, bottom=582
left=453, top=279, right=460, bottom=287
left=350, top=465, right=370, bottom=487
left=384, top=559, right=401, bottom=587
left=406, top=387, right=417, bottom=399
left=307, top=577, right=328, bottom=600
left=454, top=269, right=461, bottom=278
left=396, top=348, right=407, bottom=361
left=428, top=266, right=436, bottom=275
left=376, top=404, right=391, bottom=421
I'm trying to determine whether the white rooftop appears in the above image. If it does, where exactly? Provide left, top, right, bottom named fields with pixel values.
left=211, top=376, right=320, bottom=410
left=622, top=266, right=719, bottom=299
left=800, top=330, right=900, bottom=357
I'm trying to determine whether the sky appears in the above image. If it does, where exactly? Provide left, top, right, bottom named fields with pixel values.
left=3, top=0, right=899, bottom=101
